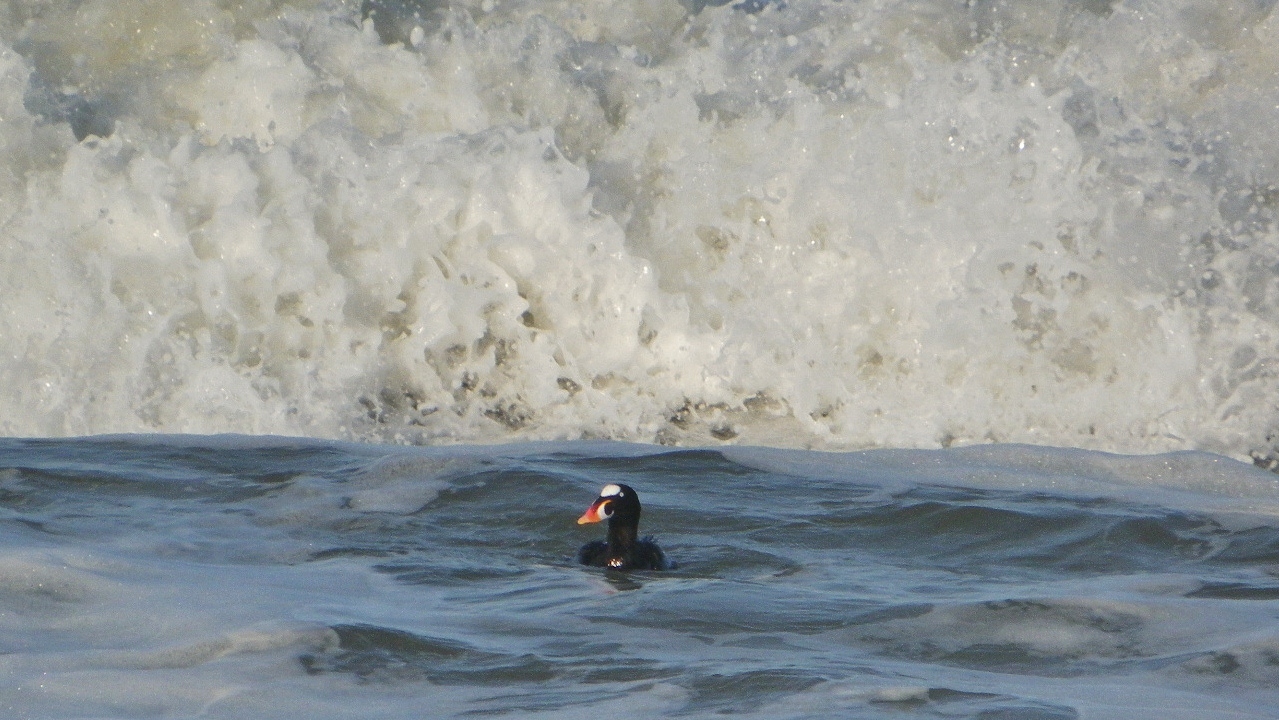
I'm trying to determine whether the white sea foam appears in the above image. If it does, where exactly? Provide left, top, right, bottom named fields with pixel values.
left=3, top=0, right=1279, bottom=461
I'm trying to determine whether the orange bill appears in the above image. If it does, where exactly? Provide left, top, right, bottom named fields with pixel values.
left=576, top=498, right=611, bottom=524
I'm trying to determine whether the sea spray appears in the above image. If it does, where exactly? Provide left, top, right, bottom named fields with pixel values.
left=1, top=0, right=1278, bottom=461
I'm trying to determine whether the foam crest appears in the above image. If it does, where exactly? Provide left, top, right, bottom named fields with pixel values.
left=1, top=1, right=1279, bottom=461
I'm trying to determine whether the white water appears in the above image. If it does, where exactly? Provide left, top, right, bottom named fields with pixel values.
left=3, top=0, right=1279, bottom=460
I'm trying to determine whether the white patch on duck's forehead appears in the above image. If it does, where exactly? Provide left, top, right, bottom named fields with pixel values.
left=599, top=484, right=624, bottom=497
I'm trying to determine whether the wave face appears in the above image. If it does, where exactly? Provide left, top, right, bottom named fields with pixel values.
left=3, top=0, right=1279, bottom=457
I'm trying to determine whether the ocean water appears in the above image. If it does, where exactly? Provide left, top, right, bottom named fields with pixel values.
left=5, top=1, right=1279, bottom=717
left=0, top=435, right=1277, bottom=719
left=3, top=0, right=1279, bottom=460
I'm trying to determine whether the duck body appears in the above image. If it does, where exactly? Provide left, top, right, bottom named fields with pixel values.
left=576, top=483, right=672, bottom=571
left=576, top=536, right=669, bottom=571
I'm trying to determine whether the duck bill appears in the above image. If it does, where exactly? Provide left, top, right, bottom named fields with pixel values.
left=577, top=498, right=611, bottom=524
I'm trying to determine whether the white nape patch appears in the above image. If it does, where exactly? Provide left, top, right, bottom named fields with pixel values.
left=599, top=484, right=624, bottom=497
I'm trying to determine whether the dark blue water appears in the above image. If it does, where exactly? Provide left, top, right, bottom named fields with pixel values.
left=0, top=435, right=1276, bottom=718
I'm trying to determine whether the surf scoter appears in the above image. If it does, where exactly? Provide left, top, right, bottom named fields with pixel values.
left=576, top=483, right=671, bottom=571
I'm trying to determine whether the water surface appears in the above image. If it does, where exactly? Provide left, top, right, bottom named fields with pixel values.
left=1, top=436, right=1276, bottom=718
